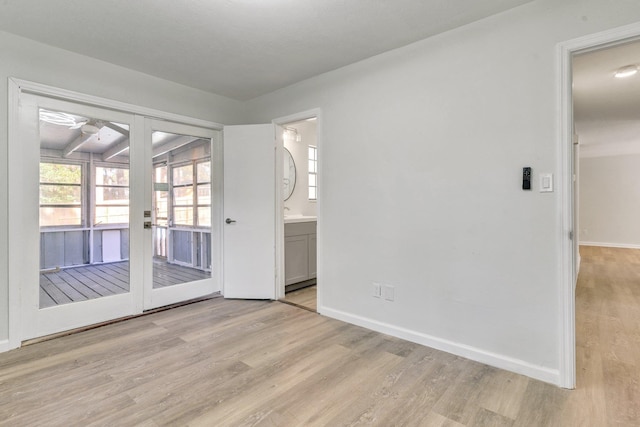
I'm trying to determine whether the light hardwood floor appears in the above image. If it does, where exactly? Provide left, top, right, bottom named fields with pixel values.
left=0, top=246, right=638, bottom=426
left=281, top=285, right=317, bottom=312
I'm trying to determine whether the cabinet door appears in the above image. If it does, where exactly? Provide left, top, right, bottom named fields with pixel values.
left=308, top=234, right=317, bottom=279
left=285, top=235, right=309, bottom=285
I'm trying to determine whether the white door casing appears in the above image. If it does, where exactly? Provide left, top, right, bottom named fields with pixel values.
left=558, top=22, right=640, bottom=389
left=273, top=109, right=322, bottom=304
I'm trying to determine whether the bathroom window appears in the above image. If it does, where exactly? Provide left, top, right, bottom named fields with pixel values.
left=308, top=145, right=317, bottom=201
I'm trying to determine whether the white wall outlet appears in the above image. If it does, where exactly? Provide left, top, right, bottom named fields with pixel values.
left=372, top=282, right=381, bottom=298
left=383, top=284, right=395, bottom=301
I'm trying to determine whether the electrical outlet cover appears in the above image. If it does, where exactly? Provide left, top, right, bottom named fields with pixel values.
left=372, top=282, right=381, bottom=298
left=383, top=284, right=395, bottom=301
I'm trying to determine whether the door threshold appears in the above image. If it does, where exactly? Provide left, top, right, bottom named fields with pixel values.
left=22, top=293, right=222, bottom=346
left=278, top=299, right=318, bottom=313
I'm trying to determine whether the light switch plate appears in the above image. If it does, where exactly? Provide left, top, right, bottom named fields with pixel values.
left=540, top=173, right=553, bottom=192
left=372, top=282, right=381, bottom=298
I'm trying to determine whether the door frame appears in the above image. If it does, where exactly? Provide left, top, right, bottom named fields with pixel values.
left=6, top=78, right=223, bottom=351
left=273, top=109, right=322, bottom=308
left=557, top=22, right=640, bottom=389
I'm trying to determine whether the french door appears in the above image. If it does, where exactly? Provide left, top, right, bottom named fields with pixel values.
left=144, top=119, right=221, bottom=309
left=12, top=94, right=220, bottom=340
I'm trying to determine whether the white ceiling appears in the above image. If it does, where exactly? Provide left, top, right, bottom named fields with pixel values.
left=0, top=0, right=532, bottom=101
left=573, top=40, right=640, bottom=149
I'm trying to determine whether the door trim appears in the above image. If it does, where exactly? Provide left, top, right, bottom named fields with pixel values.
left=273, top=109, right=322, bottom=309
left=6, top=78, right=223, bottom=351
left=557, top=22, right=640, bottom=389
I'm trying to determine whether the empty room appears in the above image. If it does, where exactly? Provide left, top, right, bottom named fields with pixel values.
left=1, top=1, right=639, bottom=425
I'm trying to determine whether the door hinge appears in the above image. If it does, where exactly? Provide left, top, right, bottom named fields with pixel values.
left=569, top=231, right=574, bottom=240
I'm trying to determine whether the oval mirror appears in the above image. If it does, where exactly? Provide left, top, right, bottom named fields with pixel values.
left=283, top=147, right=296, bottom=200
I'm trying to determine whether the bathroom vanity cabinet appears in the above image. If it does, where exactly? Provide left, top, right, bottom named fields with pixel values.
left=284, top=220, right=317, bottom=285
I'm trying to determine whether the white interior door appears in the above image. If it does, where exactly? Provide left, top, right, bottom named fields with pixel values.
left=223, top=125, right=276, bottom=299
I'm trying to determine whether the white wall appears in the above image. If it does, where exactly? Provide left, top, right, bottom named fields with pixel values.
left=244, top=0, right=640, bottom=383
left=284, top=120, right=317, bottom=217
left=580, top=154, right=640, bottom=248
left=0, top=31, right=245, bottom=345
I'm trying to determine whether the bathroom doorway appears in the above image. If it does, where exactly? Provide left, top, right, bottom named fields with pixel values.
left=274, top=110, right=321, bottom=312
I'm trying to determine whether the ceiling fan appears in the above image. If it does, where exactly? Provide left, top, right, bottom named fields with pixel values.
left=69, top=119, right=104, bottom=135
left=39, top=109, right=103, bottom=135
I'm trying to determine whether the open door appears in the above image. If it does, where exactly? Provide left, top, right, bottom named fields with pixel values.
left=223, top=124, right=276, bottom=299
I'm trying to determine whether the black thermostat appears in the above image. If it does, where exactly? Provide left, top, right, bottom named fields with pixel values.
left=522, top=167, right=531, bottom=190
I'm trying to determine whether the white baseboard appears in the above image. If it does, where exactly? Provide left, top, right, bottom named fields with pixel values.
left=580, top=241, right=640, bottom=249
left=0, top=339, right=12, bottom=353
left=319, top=306, right=560, bottom=386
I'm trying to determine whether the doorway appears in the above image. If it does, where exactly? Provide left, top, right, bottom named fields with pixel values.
left=274, top=110, right=321, bottom=312
left=9, top=85, right=222, bottom=342
left=570, top=37, right=640, bottom=397
left=559, top=24, right=640, bottom=389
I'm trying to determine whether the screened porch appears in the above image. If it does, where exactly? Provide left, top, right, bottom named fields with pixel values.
left=38, top=108, right=214, bottom=309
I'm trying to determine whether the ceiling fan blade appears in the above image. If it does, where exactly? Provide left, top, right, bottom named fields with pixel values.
left=69, top=120, right=88, bottom=130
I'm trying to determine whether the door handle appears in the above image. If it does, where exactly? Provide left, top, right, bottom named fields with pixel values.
left=225, top=218, right=236, bottom=224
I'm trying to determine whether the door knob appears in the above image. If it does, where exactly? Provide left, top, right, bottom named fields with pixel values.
left=225, top=218, right=236, bottom=224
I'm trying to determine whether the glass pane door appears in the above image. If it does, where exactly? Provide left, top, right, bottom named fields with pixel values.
left=15, top=95, right=140, bottom=340
left=39, top=109, right=131, bottom=309
left=145, top=121, right=221, bottom=309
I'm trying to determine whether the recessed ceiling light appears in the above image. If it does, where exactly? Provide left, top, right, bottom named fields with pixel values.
left=614, top=64, right=638, bottom=78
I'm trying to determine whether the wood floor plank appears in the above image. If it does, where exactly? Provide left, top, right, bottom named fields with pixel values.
left=3, top=246, right=640, bottom=426
left=475, top=368, right=529, bottom=420
left=281, top=285, right=317, bottom=311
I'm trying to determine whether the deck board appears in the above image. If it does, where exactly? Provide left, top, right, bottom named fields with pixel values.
left=62, top=267, right=118, bottom=297
left=39, top=261, right=210, bottom=308
left=44, top=272, right=90, bottom=302
left=56, top=270, right=103, bottom=299
left=39, top=275, right=73, bottom=305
